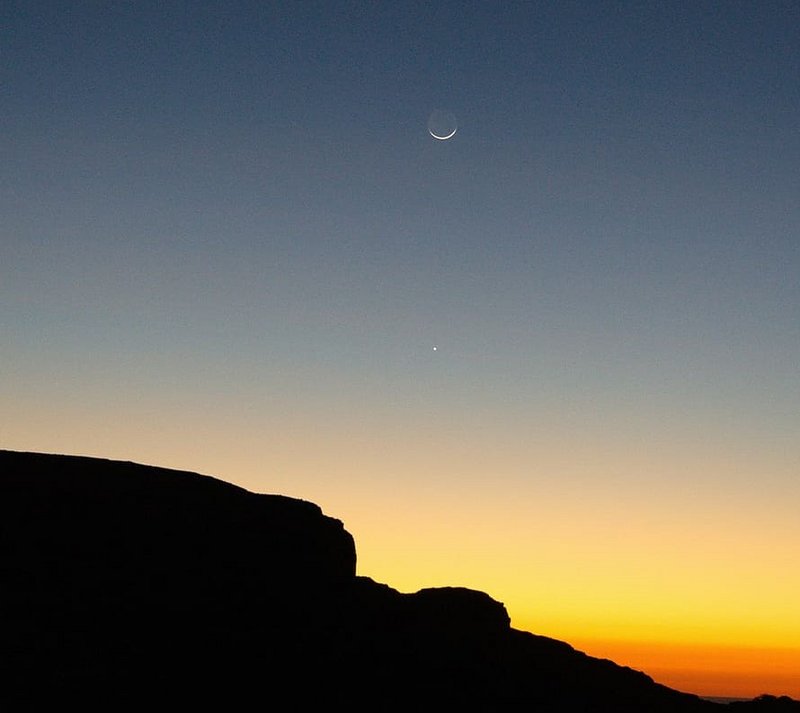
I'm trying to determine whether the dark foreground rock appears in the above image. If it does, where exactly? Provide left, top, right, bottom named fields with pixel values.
left=1, top=450, right=796, bottom=712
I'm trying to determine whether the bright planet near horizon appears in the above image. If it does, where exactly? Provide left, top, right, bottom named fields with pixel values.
left=3, top=1, right=800, bottom=702
left=427, top=109, right=457, bottom=140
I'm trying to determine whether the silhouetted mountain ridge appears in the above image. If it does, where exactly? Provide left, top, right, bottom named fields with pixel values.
left=1, top=450, right=796, bottom=712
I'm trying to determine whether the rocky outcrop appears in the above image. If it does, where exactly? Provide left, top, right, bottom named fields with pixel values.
left=1, top=449, right=356, bottom=586
left=730, top=697, right=800, bottom=712
left=1, top=450, right=795, bottom=712
left=409, top=586, right=512, bottom=631
left=1, top=450, right=357, bottom=709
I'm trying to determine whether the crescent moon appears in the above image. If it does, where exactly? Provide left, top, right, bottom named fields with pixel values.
left=429, top=127, right=457, bottom=141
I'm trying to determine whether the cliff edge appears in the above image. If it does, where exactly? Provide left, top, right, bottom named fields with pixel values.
left=1, top=450, right=794, bottom=712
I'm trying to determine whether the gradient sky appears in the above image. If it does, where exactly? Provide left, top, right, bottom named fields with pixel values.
left=3, top=1, right=799, bottom=699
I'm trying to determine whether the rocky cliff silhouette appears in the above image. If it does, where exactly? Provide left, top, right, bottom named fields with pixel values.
left=1, top=450, right=797, bottom=711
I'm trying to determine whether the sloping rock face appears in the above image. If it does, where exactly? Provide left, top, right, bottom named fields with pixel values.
left=1, top=449, right=356, bottom=584
left=1, top=450, right=790, bottom=712
left=1, top=450, right=356, bottom=709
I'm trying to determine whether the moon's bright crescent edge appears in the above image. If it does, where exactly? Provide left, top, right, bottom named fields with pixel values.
left=429, top=127, right=457, bottom=140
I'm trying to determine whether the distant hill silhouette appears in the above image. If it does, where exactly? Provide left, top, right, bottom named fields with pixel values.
left=2, top=450, right=797, bottom=712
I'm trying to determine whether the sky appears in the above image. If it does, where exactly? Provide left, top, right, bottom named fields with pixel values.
left=2, top=0, right=799, bottom=699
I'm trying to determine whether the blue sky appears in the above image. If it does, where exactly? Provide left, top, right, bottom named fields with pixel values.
left=6, top=1, right=798, bottom=456
left=2, top=1, right=800, bottom=696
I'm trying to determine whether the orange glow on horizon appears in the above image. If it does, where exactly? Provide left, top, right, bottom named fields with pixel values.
left=566, top=639, right=800, bottom=700
left=4, top=431, right=798, bottom=701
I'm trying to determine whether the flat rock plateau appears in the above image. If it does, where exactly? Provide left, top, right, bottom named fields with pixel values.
left=2, top=450, right=797, bottom=712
